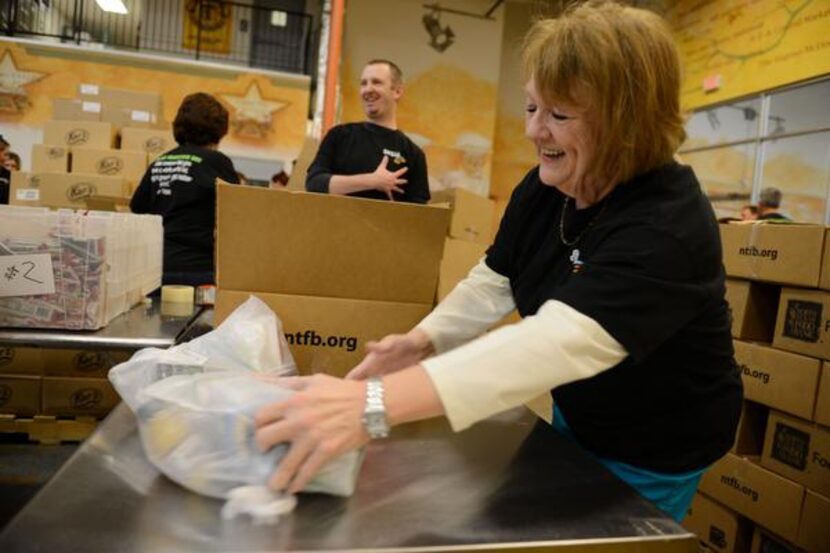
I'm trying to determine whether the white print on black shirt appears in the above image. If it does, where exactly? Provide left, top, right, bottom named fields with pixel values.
left=150, top=154, right=201, bottom=196
left=382, top=148, right=406, bottom=165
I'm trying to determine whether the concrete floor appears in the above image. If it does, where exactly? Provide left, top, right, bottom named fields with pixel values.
left=0, top=437, right=77, bottom=529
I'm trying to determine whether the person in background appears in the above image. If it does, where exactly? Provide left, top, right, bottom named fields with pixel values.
left=270, top=171, right=289, bottom=188
left=0, top=135, right=10, bottom=204
left=236, top=172, right=250, bottom=186
left=4, top=152, right=20, bottom=172
left=254, top=1, right=742, bottom=522
left=757, top=187, right=790, bottom=220
left=740, top=204, right=758, bottom=221
left=130, top=92, right=239, bottom=287
left=305, top=59, right=429, bottom=203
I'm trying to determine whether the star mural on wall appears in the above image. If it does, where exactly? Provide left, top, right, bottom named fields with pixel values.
left=0, top=50, right=45, bottom=114
left=220, top=81, right=287, bottom=139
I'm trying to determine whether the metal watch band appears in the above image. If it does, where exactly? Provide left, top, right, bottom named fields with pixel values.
left=363, top=377, right=390, bottom=439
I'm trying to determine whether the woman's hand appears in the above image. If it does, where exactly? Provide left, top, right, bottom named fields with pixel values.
left=254, top=374, right=369, bottom=494
left=346, top=328, right=435, bottom=380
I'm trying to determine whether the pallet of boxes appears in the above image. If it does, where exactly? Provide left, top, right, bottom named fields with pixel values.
left=0, top=84, right=168, bottom=442
left=213, top=184, right=450, bottom=377
left=683, top=221, right=830, bottom=553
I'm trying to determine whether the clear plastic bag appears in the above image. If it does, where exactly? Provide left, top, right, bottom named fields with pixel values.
left=109, top=296, right=363, bottom=499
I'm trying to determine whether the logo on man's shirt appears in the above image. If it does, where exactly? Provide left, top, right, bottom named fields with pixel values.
left=383, top=148, right=406, bottom=165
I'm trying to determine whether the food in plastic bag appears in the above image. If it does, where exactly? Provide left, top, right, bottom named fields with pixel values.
left=109, top=296, right=363, bottom=503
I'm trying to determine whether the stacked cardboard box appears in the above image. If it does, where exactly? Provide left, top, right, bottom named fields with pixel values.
left=0, top=346, right=129, bottom=421
left=684, top=222, right=830, bottom=553
left=10, top=84, right=176, bottom=208
left=213, top=185, right=450, bottom=377
left=430, top=188, right=495, bottom=302
left=0, top=205, right=162, bottom=330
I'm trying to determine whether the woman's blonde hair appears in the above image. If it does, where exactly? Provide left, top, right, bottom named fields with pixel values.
left=522, top=1, right=686, bottom=184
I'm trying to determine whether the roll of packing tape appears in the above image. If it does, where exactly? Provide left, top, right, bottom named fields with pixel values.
left=161, top=285, right=195, bottom=305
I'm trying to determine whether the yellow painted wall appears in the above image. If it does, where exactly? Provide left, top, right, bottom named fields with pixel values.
left=0, top=39, right=310, bottom=166
left=667, top=0, right=830, bottom=110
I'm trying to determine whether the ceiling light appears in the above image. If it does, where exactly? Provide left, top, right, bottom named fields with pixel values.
left=95, top=0, right=128, bottom=14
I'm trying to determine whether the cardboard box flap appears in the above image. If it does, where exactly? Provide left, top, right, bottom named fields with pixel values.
left=216, top=185, right=450, bottom=304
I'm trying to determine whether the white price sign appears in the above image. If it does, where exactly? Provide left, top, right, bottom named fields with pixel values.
left=0, top=254, right=56, bottom=297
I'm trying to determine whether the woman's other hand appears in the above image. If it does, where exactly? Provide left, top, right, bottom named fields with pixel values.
left=346, top=328, right=435, bottom=380
left=254, top=374, right=368, bottom=494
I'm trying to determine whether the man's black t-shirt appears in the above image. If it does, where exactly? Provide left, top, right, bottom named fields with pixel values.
left=486, top=162, right=742, bottom=473
left=306, top=122, right=430, bottom=203
left=0, top=166, right=10, bottom=204
left=130, top=145, right=239, bottom=276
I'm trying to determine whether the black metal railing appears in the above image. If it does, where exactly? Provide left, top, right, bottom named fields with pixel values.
left=0, top=0, right=314, bottom=75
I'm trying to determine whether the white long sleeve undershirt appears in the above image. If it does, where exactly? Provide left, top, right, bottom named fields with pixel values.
left=416, top=260, right=628, bottom=432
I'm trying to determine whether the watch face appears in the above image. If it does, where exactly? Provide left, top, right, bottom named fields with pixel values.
left=363, top=410, right=389, bottom=438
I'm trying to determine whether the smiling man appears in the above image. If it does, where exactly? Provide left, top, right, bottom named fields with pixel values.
left=305, top=59, right=429, bottom=203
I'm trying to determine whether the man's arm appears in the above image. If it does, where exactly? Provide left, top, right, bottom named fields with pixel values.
left=405, top=148, right=430, bottom=204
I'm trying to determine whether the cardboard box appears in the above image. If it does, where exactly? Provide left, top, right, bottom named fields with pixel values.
left=100, top=87, right=162, bottom=114
left=101, top=105, right=159, bottom=131
left=699, top=453, right=804, bottom=542
left=773, top=287, right=830, bottom=360
left=683, top=493, right=751, bottom=553
left=0, top=347, right=43, bottom=376
left=430, top=187, right=495, bottom=245
left=750, top=528, right=801, bottom=553
left=43, top=120, right=115, bottom=149
left=41, top=377, right=119, bottom=418
left=71, top=148, right=147, bottom=190
left=0, top=375, right=41, bottom=416
left=31, top=144, right=70, bottom=172
left=796, top=490, right=830, bottom=553
left=119, top=127, right=175, bottom=159
left=818, top=228, right=830, bottom=290
left=52, top=98, right=101, bottom=121
left=733, top=340, right=821, bottom=420
left=719, top=223, right=825, bottom=287
left=726, top=279, right=780, bottom=342
left=215, top=290, right=432, bottom=377
left=761, top=411, right=830, bottom=497
left=732, top=400, right=768, bottom=456
left=10, top=171, right=128, bottom=209
left=816, top=363, right=830, bottom=427
left=216, top=185, right=450, bottom=304
left=437, top=238, right=487, bottom=301
left=42, top=349, right=131, bottom=378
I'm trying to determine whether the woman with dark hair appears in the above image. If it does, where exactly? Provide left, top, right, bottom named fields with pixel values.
left=131, top=92, right=239, bottom=286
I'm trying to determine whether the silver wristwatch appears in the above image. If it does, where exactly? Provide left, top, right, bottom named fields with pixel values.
left=362, top=377, right=390, bottom=439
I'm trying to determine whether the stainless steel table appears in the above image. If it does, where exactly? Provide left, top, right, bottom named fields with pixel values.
left=0, top=405, right=698, bottom=552
left=0, top=300, right=210, bottom=351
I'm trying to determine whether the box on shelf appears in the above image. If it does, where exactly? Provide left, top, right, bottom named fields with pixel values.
left=43, top=120, right=115, bottom=149
left=41, top=349, right=131, bottom=378
left=796, top=490, right=830, bottom=553
left=430, top=187, right=495, bottom=245
left=216, top=185, right=450, bottom=304
left=41, top=376, right=119, bottom=418
left=52, top=98, right=101, bottom=121
left=683, top=493, right=751, bottom=553
left=71, top=148, right=147, bottom=191
left=772, top=287, right=830, bottom=360
left=818, top=227, right=830, bottom=290
left=119, top=127, right=175, bottom=159
left=725, top=279, right=779, bottom=342
left=750, top=527, right=800, bottom=553
left=437, top=238, right=487, bottom=301
left=10, top=171, right=128, bottom=209
left=699, top=453, right=804, bottom=543
left=0, top=375, right=41, bottom=416
left=761, top=410, right=830, bottom=497
left=215, top=290, right=432, bottom=377
left=719, top=223, right=825, bottom=287
left=31, top=144, right=70, bottom=173
left=816, top=363, right=830, bottom=427
left=733, top=340, right=821, bottom=421
left=0, top=347, right=43, bottom=376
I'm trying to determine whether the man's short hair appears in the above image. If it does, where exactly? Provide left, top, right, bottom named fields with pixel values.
left=759, top=187, right=783, bottom=209
left=173, top=93, right=229, bottom=147
left=365, top=59, right=403, bottom=86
